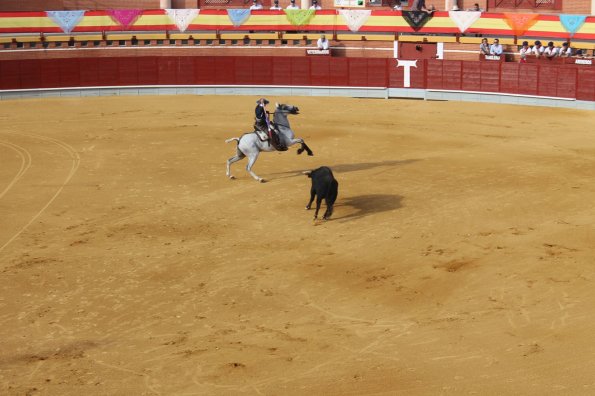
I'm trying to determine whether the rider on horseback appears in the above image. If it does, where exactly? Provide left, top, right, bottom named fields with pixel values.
left=254, top=98, right=287, bottom=151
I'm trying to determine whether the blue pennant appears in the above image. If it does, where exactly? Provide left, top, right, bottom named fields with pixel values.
left=560, top=14, right=586, bottom=36
left=227, top=9, right=251, bottom=28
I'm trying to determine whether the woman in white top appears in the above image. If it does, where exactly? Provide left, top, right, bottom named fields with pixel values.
left=309, top=0, right=322, bottom=9
left=286, top=0, right=299, bottom=9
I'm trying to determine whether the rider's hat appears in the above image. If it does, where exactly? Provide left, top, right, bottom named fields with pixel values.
left=257, top=98, right=269, bottom=104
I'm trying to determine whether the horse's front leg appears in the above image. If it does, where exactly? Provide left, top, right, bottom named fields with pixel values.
left=246, top=152, right=265, bottom=182
left=292, top=138, right=314, bottom=156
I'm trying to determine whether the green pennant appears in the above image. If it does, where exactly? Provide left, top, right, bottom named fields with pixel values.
left=284, top=9, right=315, bottom=26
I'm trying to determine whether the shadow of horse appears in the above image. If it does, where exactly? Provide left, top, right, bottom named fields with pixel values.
left=270, top=159, right=420, bottom=180
left=333, top=194, right=403, bottom=222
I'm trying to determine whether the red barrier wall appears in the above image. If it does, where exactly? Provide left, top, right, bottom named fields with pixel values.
left=0, top=56, right=594, bottom=102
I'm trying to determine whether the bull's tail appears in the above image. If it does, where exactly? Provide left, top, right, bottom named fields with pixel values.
left=225, top=137, right=240, bottom=144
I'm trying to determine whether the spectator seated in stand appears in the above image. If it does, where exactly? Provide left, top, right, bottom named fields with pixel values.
left=543, top=41, right=558, bottom=58
left=558, top=42, right=572, bottom=57
left=467, top=3, right=483, bottom=11
left=489, top=38, right=503, bottom=56
left=286, top=0, right=299, bottom=9
left=249, top=0, right=263, bottom=9
left=519, top=40, right=531, bottom=62
left=393, top=1, right=403, bottom=10
left=310, top=0, right=322, bottom=9
left=410, top=0, right=435, bottom=14
left=479, top=38, right=489, bottom=55
left=270, top=0, right=282, bottom=9
left=317, top=34, right=329, bottom=50
left=532, top=40, right=544, bottom=58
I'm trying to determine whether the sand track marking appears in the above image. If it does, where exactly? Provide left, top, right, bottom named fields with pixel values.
left=0, top=140, right=32, bottom=200
left=0, top=132, right=80, bottom=254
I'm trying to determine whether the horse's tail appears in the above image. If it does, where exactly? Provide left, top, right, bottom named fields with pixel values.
left=225, top=137, right=240, bottom=144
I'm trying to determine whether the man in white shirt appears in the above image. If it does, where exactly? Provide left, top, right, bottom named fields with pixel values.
left=270, top=0, right=282, bottom=9
left=558, top=42, right=572, bottom=57
left=532, top=40, right=544, bottom=57
left=489, top=38, right=503, bottom=56
left=519, top=41, right=531, bottom=62
left=249, top=0, right=263, bottom=9
left=286, top=0, right=299, bottom=9
left=309, top=0, right=322, bottom=9
left=543, top=41, right=558, bottom=58
left=317, top=34, right=329, bottom=50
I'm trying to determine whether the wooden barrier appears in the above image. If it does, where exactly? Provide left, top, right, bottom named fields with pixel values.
left=0, top=56, right=593, bottom=102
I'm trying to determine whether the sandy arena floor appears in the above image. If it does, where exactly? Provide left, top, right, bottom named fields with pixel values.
left=0, top=95, right=594, bottom=395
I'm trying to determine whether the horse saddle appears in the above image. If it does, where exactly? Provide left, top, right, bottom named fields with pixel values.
left=254, top=129, right=268, bottom=142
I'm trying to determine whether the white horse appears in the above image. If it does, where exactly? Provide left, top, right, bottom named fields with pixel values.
left=226, top=103, right=314, bottom=182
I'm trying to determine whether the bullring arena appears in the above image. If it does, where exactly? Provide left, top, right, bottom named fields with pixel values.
left=1, top=0, right=595, bottom=395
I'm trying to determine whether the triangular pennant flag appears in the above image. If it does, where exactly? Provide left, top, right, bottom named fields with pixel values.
left=339, top=10, right=371, bottom=33
left=165, top=9, right=199, bottom=32
left=448, top=11, right=481, bottom=33
left=46, top=10, right=85, bottom=34
left=560, top=14, right=586, bottom=37
left=108, top=9, right=143, bottom=29
left=227, top=9, right=251, bottom=27
left=402, top=11, right=432, bottom=31
left=284, top=9, right=315, bottom=26
left=504, top=13, right=539, bottom=36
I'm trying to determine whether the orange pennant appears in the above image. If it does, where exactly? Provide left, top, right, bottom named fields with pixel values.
left=504, top=13, right=539, bottom=36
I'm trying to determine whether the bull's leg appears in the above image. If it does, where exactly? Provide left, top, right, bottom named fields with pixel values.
left=323, top=198, right=334, bottom=220
left=306, top=188, right=315, bottom=210
left=246, top=152, right=264, bottom=182
left=314, top=196, right=323, bottom=219
left=226, top=151, right=245, bottom=179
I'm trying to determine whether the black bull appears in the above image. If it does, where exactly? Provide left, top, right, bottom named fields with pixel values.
left=305, top=166, right=339, bottom=220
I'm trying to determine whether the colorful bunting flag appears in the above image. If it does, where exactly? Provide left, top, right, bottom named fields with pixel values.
left=339, top=10, right=371, bottom=33
left=504, top=13, right=539, bottom=36
left=165, top=9, right=199, bottom=32
left=284, top=9, right=315, bottom=26
left=46, top=10, right=85, bottom=34
left=108, top=9, right=143, bottom=30
left=448, top=11, right=481, bottom=33
left=402, top=11, right=432, bottom=31
left=559, top=14, right=587, bottom=37
left=227, top=9, right=251, bottom=28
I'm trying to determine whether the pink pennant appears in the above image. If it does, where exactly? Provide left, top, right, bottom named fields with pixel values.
left=108, top=9, right=143, bottom=29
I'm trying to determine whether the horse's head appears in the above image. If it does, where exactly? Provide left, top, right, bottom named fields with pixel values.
left=275, top=103, right=299, bottom=115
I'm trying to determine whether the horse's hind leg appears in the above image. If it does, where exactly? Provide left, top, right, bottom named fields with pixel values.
left=246, top=152, right=264, bottom=182
left=226, top=150, right=245, bottom=179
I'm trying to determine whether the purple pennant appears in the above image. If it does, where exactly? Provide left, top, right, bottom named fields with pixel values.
left=108, top=9, right=143, bottom=29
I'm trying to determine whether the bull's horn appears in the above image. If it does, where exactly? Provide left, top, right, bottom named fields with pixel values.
left=302, top=170, right=312, bottom=175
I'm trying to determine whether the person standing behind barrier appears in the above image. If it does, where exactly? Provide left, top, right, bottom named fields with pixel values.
left=543, top=41, right=558, bottom=58
left=490, top=38, right=503, bottom=56
left=479, top=38, right=490, bottom=55
left=558, top=42, right=572, bottom=57
left=519, top=41, right=531, bottom=63
left=286, top=0, right=299, bottom=9
left=532, top=40, right=544, bottom=58
left=317, top=34, right=329, bottom=50
left=270, top=0, right=282, bottom=9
